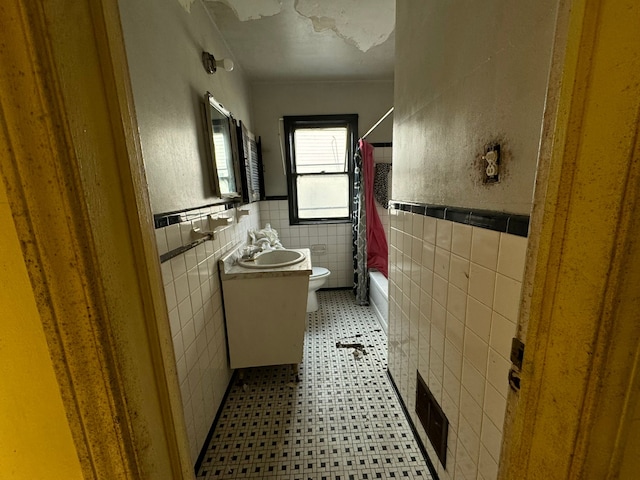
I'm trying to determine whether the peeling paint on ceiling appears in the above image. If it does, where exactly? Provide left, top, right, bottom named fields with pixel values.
left=204, top=0, right=395, bottom=81
left=207, top=0, right=283, bottom=21
left=294, top=0, right=395, bottom=53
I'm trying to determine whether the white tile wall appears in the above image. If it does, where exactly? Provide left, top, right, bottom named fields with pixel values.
left=388, top=208, right=527, bottom=480
left=258, top=200, right=353, bottom=288
left=157, top=203, right=261, bottom=463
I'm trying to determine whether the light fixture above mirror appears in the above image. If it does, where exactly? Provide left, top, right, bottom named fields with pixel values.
left=202, top=51, right=234, bottom=74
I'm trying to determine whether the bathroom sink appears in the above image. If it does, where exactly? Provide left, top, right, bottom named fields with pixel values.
left=219, top=245, right=311, bottom=369
left=237, top=249, right=306, bottom=269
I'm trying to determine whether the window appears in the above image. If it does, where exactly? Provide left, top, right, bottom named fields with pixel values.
left=284, top=114, right=358, bottom=224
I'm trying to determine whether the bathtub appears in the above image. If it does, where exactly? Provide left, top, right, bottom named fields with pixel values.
left=369, top=269, right=388, bottom=335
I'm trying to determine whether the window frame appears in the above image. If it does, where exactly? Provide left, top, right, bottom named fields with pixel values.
left=283, top=114, right=358, bottom=225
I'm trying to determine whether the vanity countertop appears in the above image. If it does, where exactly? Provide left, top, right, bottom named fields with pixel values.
left=219, top=245, right=312, bottom=280
left=219, top=245, right=310, bottom=369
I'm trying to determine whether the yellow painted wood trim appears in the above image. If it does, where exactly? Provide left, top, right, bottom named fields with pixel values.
left=1, top=0, right=191, bottom=478
left=500, top=0, right=640, bottom=478
left=0, top=1, right=140, bottom=477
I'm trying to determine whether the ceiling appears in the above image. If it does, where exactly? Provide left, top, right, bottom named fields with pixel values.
left=204, top=0, right=396, bottom=82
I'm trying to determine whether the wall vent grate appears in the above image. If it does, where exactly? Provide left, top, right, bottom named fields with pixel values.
left=416, top=371, right=449, bottom=468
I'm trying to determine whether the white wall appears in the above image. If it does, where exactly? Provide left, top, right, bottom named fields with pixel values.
left=393, top=1, right=558, bottom=215
left=390, top=1, right=559, bottom=479
left=251, top=82, right=394, bottom=284
left=156, top=204, right=261, bottom=463
left=258, top=200, right=353, bottom=288
left=119, top=0, right=254, bottom=214
left=252, top=81, right=394, bottom=196
left=388, top=211, right=526, bottom=479
left=118, top=0, right=260, bottom=464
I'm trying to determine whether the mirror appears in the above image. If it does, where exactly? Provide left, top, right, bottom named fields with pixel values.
left=203, top=92, right=240, bottom=197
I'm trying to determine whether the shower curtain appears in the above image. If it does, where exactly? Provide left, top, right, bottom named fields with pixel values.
left=353, top=139, right=388, bottom=304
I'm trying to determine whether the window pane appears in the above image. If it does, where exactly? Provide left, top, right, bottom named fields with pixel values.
left=294, top=127, right=348, bottom=173
left=296, top=174, right=349, bottom=219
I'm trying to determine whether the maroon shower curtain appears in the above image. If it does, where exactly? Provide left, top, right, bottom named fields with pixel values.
left=360, top=139, right=388, bottom=277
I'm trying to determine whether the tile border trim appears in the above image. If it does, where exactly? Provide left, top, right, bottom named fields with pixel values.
left=389, top=201, right=530, bottom=237
left=263, top=195, right=288, bottom=201
left=153, top=199, right=238, bottom=229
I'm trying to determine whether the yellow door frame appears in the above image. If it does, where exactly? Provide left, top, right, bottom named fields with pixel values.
left=500, top=0, right=640, bottom=478
left=0, top=0, right=191, bottom=478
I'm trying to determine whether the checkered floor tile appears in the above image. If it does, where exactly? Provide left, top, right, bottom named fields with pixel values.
left=196, top=290, right=432, bottom=480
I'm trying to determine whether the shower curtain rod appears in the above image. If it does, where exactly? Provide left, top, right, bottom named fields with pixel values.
left=361, top=107, right=394, bottom=140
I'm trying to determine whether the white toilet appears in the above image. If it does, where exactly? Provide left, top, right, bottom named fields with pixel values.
left=307, top=267, right=331, bottom=312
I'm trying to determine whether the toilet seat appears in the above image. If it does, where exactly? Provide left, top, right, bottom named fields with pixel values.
left=310, top=267, right=330, bottom=279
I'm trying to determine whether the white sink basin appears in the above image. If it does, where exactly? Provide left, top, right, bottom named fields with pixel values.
left=237, top=249, right=305, bottom=269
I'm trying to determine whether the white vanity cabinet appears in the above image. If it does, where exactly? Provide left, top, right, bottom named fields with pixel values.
left=218, top=246, right=311, bottom=369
